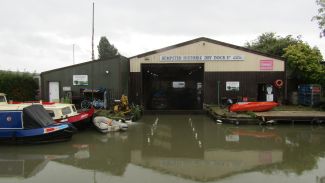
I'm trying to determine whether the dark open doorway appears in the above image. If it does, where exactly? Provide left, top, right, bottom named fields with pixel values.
left=257, top=83, right=275, bottom=102
left=142, top=64, right=204, bottom=110
left=257, top=83, right=267, bottom=101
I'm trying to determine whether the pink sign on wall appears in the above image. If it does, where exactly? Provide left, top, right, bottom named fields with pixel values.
left=260, top=60, right=273, bottom=71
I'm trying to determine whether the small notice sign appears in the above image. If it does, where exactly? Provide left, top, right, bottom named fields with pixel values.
left=226, top=81, right=240, bottom=91
left=73, top=75, right=88, bottom=86
left=260, top=60, right=273, bottom=71
left=172, top=81, right=185, bottom=88
left=62, top=86, right=71, bottom=91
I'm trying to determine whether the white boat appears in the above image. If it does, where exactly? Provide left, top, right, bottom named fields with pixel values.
left=93, top=116, right=128, bottom=133
left=116, top=120, right=128, bottom=131
left=42, top=103, right=94, bottom=129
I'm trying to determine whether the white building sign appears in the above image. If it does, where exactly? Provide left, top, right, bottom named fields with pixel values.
left=62, top=86, right=71, bottom=91
left=172, top=81, right=185, bottom=88
left=73, top=75, right=88, bottom=86
left=160, top=55, right=244, bottom=61
left=226, top=81, right=240, bottom=91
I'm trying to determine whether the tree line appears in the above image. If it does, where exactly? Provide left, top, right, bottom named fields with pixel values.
left=0, top=71, right=38, bottom=101
left=245, top=32, right=325, bottom=87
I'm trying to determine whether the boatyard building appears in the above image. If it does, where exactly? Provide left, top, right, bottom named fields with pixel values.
left=129, top=37, right=286, bottom=110
left=41, top=37, right=286, bottom=111
left=41, top=56, right=129, bottom=108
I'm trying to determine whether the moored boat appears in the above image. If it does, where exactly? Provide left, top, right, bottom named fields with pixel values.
left=229, top=101, right=278, bottom=112
left=0, top=93, right=94, bottom=129
left=0, top=104, right=74, bottom=144
left=93, top=116, right=128, bottom=133
left=44, top=103, right=95, bottom=129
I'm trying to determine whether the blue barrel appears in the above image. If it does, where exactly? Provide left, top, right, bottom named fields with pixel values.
left=298, top=84, right=321, bottom=106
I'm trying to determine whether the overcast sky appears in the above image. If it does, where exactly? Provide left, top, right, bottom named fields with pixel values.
left=0, top=0, right=324, bottom=72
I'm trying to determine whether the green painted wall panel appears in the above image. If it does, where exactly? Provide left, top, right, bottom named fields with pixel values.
left=41, top=57, right=129, bottom=101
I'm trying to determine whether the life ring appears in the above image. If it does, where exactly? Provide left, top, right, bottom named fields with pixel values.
left=274, top=79, right=283, bottom=88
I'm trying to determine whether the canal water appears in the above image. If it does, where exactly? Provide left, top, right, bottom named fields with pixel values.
left=1, top=114, right=325, bottom=183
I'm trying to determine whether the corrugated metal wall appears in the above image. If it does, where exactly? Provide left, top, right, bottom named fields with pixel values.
left=129, top=72, right=142, bottom=105
left=41, top=57, right=129, bottom=103
left=204, top=71, right=285, bottom=103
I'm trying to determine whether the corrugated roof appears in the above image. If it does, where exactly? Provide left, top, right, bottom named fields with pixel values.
left=41, top=56, right=126, bottom=75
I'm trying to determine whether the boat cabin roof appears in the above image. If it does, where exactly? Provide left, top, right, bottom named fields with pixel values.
left=43, top=103, right=75, bottom=109
left=0, top=105, right=55, bottom=129
left=0, top=103, right=36, bottom=110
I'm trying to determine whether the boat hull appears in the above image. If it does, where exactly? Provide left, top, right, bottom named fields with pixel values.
left=0, top=124, right=74, bottom=144
left=94, top=124, right=121, bottom=133
left=229, top=102, right=278, bottom=112
left=56, top=108, right=95, bottom=130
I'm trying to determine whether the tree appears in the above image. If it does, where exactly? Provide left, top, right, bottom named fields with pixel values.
left=97, top=36, right=120, bottom=59
left=246, top=32, right=325, bottom=89
left=312, top=0, right=325, bottom=37
left=0, top=71, right=38, bottom=101
left=283, top=42, right=324, bottom=84
left=245, top=32, right=300, bottom=57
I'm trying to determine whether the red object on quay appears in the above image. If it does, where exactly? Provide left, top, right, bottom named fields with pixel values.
left=229, top=102, right=278, bottom=112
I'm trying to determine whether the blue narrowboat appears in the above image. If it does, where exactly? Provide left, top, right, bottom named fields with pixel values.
left=0, top=104, right=75, bottom=144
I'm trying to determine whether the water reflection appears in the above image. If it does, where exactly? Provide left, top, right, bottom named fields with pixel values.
left=0, top=144, right=77, bottom=178
left=131, top=115, right=284, bottom=181
left=1, top=115, right=325, bottom=182
left=57, top=131, right=131, bottom=176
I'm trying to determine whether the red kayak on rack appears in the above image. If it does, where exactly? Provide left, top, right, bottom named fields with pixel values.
left=229, top=102, right=278, bottom=112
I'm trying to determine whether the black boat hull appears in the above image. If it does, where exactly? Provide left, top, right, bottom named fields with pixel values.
left=0, top=128, right=74, bottom=145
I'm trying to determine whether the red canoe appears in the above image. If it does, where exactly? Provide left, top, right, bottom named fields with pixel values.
left=229, top=102, right=278, bottom=112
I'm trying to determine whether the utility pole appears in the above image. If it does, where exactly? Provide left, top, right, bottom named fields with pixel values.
left=72, top=44, right=75, bottom=64
left=91, top=2, right=95, bottom=61
left=91, top=2, right=95, bottom=103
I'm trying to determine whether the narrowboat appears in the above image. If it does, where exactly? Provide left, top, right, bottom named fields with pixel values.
left=0, top=93, right=94, bottom=129
left=0, top=104, right=74, bottom=144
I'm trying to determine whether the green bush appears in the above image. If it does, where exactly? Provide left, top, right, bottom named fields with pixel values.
left=130, top=104, right=143, bottom=121
left=0, top=71, right=38, bottom=101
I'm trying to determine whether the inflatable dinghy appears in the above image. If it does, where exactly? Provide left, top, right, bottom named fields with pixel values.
left=93, top=116, right=128, bottom=133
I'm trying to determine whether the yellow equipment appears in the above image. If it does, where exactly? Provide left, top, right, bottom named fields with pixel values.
left=113, top=95, right=131, bottom=114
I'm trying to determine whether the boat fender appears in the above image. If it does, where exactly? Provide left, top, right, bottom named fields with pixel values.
left=216, top=119, right=223, bottom=124
left=274, top=79, right=284, bottom=88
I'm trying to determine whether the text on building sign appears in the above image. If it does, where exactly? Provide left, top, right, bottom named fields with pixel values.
left=160, top=55, right=245, bottom=61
